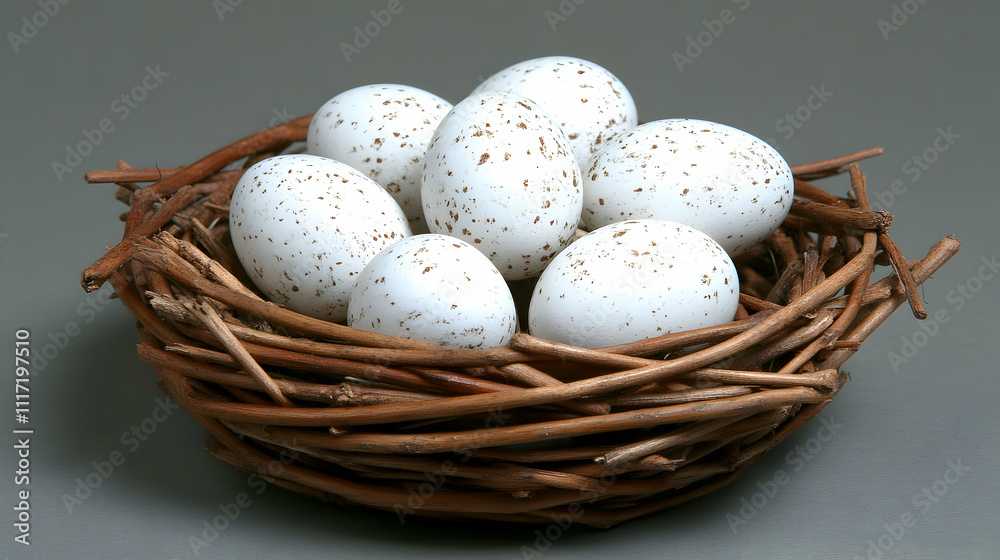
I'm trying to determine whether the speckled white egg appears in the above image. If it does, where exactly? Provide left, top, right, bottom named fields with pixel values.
left=421, top=91, right=583, bottom=281
left=347, top=234, right=517, bottom=349
left=307, top=84, right=454, bottom=233
left=582, top=118, right=794, bottom=255
left=473, top=56, right=638, bottom=166
left=229, top=154, right=411, bottom=323
left=528, top=219, right=739, bottom=349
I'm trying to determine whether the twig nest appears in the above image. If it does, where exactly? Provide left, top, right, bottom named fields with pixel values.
left=81, top=105, right=960, bottom=527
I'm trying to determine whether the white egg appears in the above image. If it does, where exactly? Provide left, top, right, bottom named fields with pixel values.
left=229, top=154, right=411, bottom=323
left=473, top=56, right=638, bottom=165
left=528, top=219, right=739, bottom=349
left=307, top=84, right=453, bottom=233
left=582, top=118, right=794, bottom=255
left=348, top=234, right=517, bottom=349
left=421, top=90, right=582, bottom=281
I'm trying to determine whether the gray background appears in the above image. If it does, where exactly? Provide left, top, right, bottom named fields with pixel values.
left=1, top=1, right=997, bottom=559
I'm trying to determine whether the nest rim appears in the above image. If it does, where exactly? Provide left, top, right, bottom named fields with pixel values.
left=80, top=115, right=960, bottom=528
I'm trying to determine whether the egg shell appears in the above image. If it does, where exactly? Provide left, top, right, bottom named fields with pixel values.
left=307, top=84, right=454, bottom=233
left=421, top=90, right=583, bottom=281
left=582, top=118, right=794, bottom=256
left=348, top=234, right=517, bottom=349
left=528, top=219, right=739, bottom=349
left=229, top=154, right=411, bottom=323
left=473, top=56, right=638, bottom=166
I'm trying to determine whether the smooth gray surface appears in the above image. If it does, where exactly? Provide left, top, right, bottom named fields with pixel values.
left=2, top=1, right=997, bottom=559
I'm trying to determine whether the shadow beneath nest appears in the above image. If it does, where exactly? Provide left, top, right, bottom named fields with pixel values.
left=44, top=310, right=231, bottom=510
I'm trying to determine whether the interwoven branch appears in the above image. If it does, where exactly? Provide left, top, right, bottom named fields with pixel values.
left=82, top=117, right=960, bottom=527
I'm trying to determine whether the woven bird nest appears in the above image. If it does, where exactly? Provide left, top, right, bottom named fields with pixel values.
left=82, top=115, right=959, bottom=527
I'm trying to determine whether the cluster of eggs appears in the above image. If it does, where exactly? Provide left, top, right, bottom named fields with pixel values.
left=229, top=56, right=793, bottom=350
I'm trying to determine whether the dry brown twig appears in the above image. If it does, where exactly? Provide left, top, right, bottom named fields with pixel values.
left=81, top=116, right=960, bottom=527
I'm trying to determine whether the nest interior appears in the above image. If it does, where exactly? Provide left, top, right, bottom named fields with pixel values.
left=81, top=116, right=959, bottom=528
